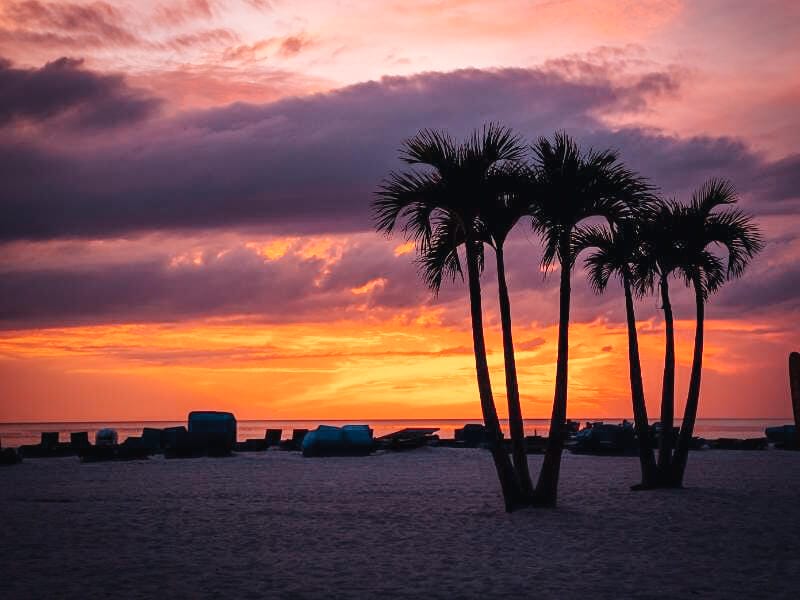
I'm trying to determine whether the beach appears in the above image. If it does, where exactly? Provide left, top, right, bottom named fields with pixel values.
left=1, top=448, right=798, bottom=598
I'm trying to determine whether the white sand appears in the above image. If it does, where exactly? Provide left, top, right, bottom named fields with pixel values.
left=1, top=449, right=798, bottom=598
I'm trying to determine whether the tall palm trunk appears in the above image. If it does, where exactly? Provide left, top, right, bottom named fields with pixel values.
left=622, top=270, right=658, bottom=488
left=464, top=240, right=523, bottom=511
left=495, top=245, right=534, bottom=498
left=657, top=273, right=676, bottom=477
left=790, top=353, right=800, bottom=448
left=671, top=276, right=705, bottom=487
left=535, top=236, right=571, bottom=507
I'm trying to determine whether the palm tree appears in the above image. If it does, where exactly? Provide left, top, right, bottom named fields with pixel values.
left=573, top=221, right=658, bottom=488
left=373, top=124, right=527, bottom=511
left=635, top=200, right=683, bottom=477
left=529, top=132, right=651, bottom=505
left=420, top=163, right=537, bottom=498
left=668, top=179, right=763, bottom=486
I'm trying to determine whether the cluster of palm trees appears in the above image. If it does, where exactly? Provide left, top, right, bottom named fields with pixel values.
left=373, top=124, right=763, bottom=512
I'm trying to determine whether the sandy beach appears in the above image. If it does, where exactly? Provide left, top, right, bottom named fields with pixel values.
left=1, top=448, right=798, bottom=598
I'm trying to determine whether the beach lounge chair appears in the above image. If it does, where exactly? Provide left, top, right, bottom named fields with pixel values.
left=280, top=429, right=308, bottom=451
left=70, top=432, right=90, bottom=451
left=265, top=429, right=282, bottom=447
left=569, top=422, right=638, bottom=455
left=141, top=428, right=163, bottom=453
left=455, top=424, right=488, bottom=447
left=0, top=439, right=22, bottom=465
left=41, top=431, right=59, bottom=450
left=377, top=428, right=439, bottom=451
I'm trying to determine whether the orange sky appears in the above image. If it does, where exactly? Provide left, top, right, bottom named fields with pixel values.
left=0, top=0, right=798, bottom=421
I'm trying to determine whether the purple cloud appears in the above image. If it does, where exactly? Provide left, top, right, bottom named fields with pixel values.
left=0, top=57, right=161, bottom=129
left=1, top=59, right=771, bottom=242
left=0, top=59, right=796, bottom=331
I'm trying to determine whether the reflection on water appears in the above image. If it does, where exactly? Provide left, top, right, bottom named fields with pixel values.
left=0, top=418, right=792, bottom=447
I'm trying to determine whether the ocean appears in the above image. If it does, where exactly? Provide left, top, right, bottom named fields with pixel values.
left=0, top=418, right=791, bottom=447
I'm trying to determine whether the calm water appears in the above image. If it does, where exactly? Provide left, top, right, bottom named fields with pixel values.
left=0, top=418, right=791, bottom=447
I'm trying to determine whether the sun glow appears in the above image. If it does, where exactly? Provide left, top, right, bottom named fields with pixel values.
left=1, top=313, right=789, bottom=422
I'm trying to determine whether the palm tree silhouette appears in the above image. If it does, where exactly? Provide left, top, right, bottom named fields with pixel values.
left=373, top=124, right=527, bottom=510
left=573, top=220, right=658, bottom=488
left=668, top=179, right=763, bottom=486
left=635, top=200, right=683, bottom=475
left=420, top=161, right=536, bottom=498
left=528, top=132, right=651, bottom=505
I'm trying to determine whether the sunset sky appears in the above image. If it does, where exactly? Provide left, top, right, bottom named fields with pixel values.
left=1, top=0, right=798, bottom=422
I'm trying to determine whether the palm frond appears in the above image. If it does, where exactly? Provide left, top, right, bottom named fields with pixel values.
left=417, top=215, right=466, bottom=295
left=690, top=177, right=736, bottom=216
left=373, top=169, right=441, bottom=240
left=529, top=131, right=651, bottom=274
left=704, top=207, right=764, bottom=279
left=400, top=129, right=457, bottom=172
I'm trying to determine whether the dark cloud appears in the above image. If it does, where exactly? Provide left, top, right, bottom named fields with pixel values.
left=0, top=237, right=428, bottom=329
left=0, top=61, right=695, bottom=241
left=716, top=262, right=800, bottom=314
left=0, top=56, right=161, bottom=129
left=0, top=60, right=795, bottom=331
left=750, top=153, right=800, bottom=207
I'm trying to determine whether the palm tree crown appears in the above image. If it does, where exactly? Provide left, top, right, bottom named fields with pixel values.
left=530, top=131, right=652, bottom=271
left=373, top=124, right=525, bottom=251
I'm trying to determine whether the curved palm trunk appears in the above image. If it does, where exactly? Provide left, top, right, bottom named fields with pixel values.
left=464, top=240, right=523, bottom=511
left=657, top=274, right=676, bottom=478
left=622, top=271, right=658, bottom=488
left=671, top=277, right=705, bottom=487
left=495, top=245, right=534, bottom=499
left=535, top=237, right=571, bottom=507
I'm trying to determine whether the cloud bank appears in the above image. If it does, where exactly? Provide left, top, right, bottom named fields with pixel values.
left=0, top=57, right=797, bottom=331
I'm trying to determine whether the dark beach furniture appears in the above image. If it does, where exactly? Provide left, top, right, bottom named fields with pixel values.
left=378, top=428, right=439, bottom=451
left=454, top=424, right=488, bottom=447
left=569, top=421, right=638, bottom=455
left=162, top=426, right=188, bottom=450
left=565, top=419, right=580, bottom=437
left=79, top=428, right=150, bottom=462
left=280, top=429, right=308, bottom=451
left=95, top=428, right=118, bottom=446
left=710, top=437, right=768, bottom=450
left=70, top=432, right=90, bottom=451
left=764, top=425, right=800, bottom=450
left=141, top=428, right=164, bottom=453
left=265, top=429, right=282, bottom=447
left=163, top=412, right=237, bottom=458
left=188, top=411, right=237, bottom=455
left=117, top=436, right=152, bottom=460
left=235, top=428, right=283, bottom=451
left=235, top=436, right=268, bottom=452
left=0, top=440, right=22, bottom=465
left=20, top=432, right=74, bottom=458
left=301, top=425, right=374, bottom=457
left=162, top=426, right=199, bottom=458
left=41, top=431, right=59, bottom=450
left=524, top=435, right=548, bottom=454
left=650, top=422, right=680, bottom=449
left=766, top=425, right=797, bottom=447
